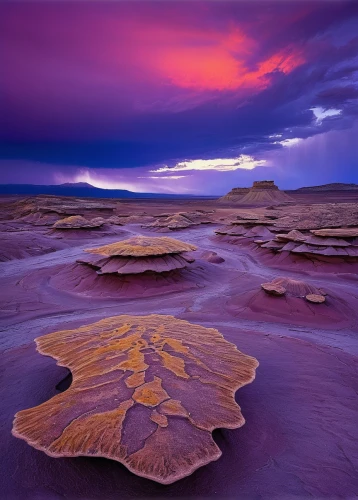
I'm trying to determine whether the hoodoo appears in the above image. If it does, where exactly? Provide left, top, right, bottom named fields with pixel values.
left=77, top=236, right=197, bottom=274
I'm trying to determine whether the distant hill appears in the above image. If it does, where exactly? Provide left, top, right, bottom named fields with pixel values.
left=0, top=183, right=204, bottom=199
left=290, top=183, right=358, bottom=193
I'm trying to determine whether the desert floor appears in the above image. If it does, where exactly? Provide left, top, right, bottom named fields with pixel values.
left=1, top=192, right=357, bottom=499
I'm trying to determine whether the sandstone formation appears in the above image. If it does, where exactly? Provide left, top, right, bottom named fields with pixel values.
left=305, top=294, right=326, bottom=304
left=53, top=215, right=105, bottom=229
left=199, top=251, right=225, bottom=264
left=238, top=181, right=294, bottom=205
left=269, top=277, right=323, bottom=297
left=311, top=228, right=358, bottom=238
left=10, top=196, right=116, bottom=223
left=77, top=236, right=197, bottom=274
left=215, top=202, right=358, bottom=263
left=261, top=283, right=286, bottom=296
left=143, top=211, right=213, bottom=231
left=12, top=314, right=258, bottom=484
left=219, top=181, right=293, bottom=206
left=218, top=187, right=250, bottom=203
left=143, top=214, right=195, bottom=230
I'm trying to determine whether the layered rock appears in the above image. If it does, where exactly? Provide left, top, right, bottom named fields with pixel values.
left=268, top=277, right=323, bottom=297
left=261, top=283, right=286, bottom=296
left=261, top=277, right=326, bottom=303
left=53, top=215, right=105, bottom=229
left=143, top=211, right=213, bottom=231
left=143, top=214, right=195, bottom=230
left=218, top=187, right=250, bottom=203
left=218, top=181, right=293, bottom=205
left=12, top=314, right=258, bottom=484
left=256, top=229, right=358, bottom=260
left=238, top=181, right=294, bottom=205
left=306, top=294, right=326, bottom=304
left=215, top=202, right=358, bottom=263
left=77, top=236, right=197, bottom=274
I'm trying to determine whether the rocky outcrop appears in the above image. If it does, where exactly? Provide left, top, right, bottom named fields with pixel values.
left=143, top=211, right=214, bottom=231
left=218, top=188, right=250, bottom=203
left=218, top=181, right=293, bottom=205
left=77, top=236, right=197, bottom=274
left=215, top=202, right=358, bottom=263
left=12, top=314, right=258, bottom=484
left=238, top=181, right=293, bottom=205
left=261, top=283, right=286, bottom=296
left=53, top=215, right=105, bottom=229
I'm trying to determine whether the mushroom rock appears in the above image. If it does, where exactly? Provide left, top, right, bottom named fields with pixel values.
left=143, top=214, right=196, bottom=231
left=165, top=214, right=196, bottom=230
left=12, top=314, right=258, bottom=484
left=217, top=187, right=250, bottom=203
left=235, top=181, right=294, bottom=206
left=118, top=215, right=155, bottom=225
left=269, top=277, right=323, bottom=297
left=305, top=294, right=326, bottom=304
left=78, top=236, right=197, bottom=275
left=86, top=236, right=196, bottom=257
left=260, top=283, right=286, bottom=296
left=53, top=215, right=104, bottom=229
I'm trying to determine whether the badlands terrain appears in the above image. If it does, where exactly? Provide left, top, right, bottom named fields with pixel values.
left=1, top=184, right=358, bottom=498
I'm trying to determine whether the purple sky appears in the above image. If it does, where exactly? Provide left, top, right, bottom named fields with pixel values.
left=1, top=0, right=358, bottom=194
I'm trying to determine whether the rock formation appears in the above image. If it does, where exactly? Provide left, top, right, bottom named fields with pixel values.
left=143, top=211, right=213, bottom=231
left=261, top=277, right=324, bottom=299
left=238, top=181, right=294, bottom=205
left=215, top=202, right=358, bottom=263
left=257, top=229, right=358, bottom=260
left=261, top=283, right=286, bottom=296
left=143, top=214, right=195, bottom=230
left=218, top=187, right=250, bottom=203
left=12, top=314, right=258, bottom=484
left=306, top=294, right=326, bottom=304
left=218, top=181, right=293, bottom=205
left=77, top=236, right=197, bottom=274
left=268, top=277, right=323, bottom=297
left=53, top=215, right=105, bottom=229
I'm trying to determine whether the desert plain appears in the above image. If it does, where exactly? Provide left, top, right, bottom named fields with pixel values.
left=1, top=186, right=358, bottom=498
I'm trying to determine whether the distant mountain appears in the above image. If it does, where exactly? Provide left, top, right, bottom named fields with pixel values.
left=0, top=183, right=203, bottom=199
left=59, top=182, right=95, bottom=188
left=290, top=183, right=358, bottom=193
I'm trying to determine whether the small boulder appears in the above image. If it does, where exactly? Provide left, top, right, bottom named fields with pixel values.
left=261, top=283, right=286, bottom=296
left=305, top=294, right=326, bottom=304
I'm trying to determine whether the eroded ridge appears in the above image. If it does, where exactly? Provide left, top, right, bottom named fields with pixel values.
left=12, top=315, right=258, bottom=484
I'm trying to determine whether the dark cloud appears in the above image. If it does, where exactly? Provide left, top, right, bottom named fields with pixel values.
left=0, top=0, right=357, bottom=190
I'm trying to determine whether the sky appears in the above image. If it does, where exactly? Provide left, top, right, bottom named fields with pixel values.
left=1, top=0, right=358, bottom=195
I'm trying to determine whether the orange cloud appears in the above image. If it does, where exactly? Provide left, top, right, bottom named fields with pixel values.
left=144, top=25, right=305, bottom=91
